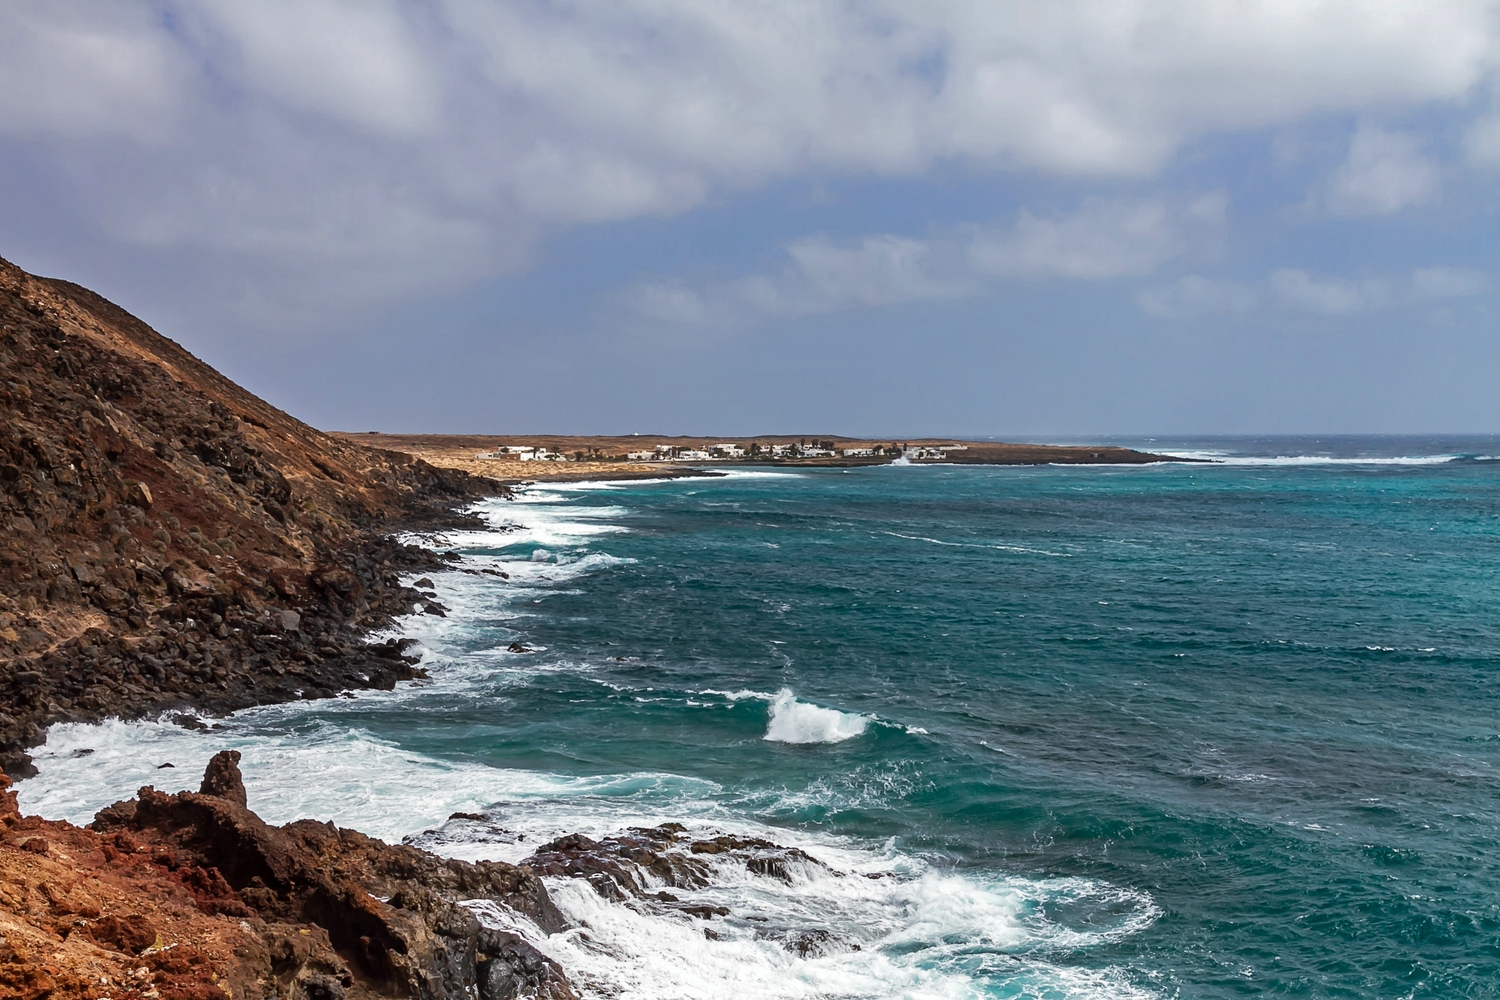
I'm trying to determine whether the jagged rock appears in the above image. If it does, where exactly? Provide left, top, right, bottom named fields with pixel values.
left=520, top=824, right=827, bottom=901
left=518, top=822, right=862, bottom=961
left=80, top=757, right=574, bottom=1000
left=84, top=913, right=158, bottom=954
left=124, top=480, right=153, bottom=508
left=199, top=748, right=248, bottom=806
left=476, top=928, right=574, bottom=1000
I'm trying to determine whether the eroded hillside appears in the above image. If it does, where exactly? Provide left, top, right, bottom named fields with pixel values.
left=0, top=257, right=494, bottom=774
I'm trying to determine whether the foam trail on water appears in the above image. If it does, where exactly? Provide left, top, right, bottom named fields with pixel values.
left=764, top=689, right=870, bottom=744
left=1162, top=450, right=1460, bottom=466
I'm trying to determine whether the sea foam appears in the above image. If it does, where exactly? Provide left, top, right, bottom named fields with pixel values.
left=466, top=843, right=1159, bottom=1000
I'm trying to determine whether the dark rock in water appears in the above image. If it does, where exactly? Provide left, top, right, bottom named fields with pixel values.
left=172, top=712, right=209, bottom=731
left=755, top=926, right=861, bottom=958
left=521, top=825, right=827, bottom=902
left=158, top=761, right=175, bottom=768
left=521, top=822, right=863, bottom=963
left=413, top=578, right=435, bottom=589
left=90, top=757, right=575, bottom=1000
left=476, top=928, right=574, bottom=1000
left=506, top=643, right=533, bottom=653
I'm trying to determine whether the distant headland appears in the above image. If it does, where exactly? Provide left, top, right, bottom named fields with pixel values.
left=331, top=433, right=1201, bottom=485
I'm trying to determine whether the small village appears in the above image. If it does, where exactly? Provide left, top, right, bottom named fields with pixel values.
left=476, top=441, right=972, bottom=463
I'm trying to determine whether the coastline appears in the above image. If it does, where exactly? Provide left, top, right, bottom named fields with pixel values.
left=333, top=433, right=1201, bottom=485
left=0, top=257, right=590, bottom=1000
left=0, top=254, right=1201, bottom=1000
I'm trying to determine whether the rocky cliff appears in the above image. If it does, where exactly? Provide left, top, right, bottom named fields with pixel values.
left=0, top=256, right=493, bottom=776
left=0, top=753, right=575, bottom=1000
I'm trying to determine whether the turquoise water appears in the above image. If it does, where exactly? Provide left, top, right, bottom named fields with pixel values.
left=23, top=437, right=1500, bottom=998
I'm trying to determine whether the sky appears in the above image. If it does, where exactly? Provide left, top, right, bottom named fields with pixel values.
left=3, top=1, right=1500, bottom=437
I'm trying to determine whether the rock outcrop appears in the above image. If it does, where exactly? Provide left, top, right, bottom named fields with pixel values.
left=514, top=824, right=861, bottom=958
left=0, top=256, right=499, bottom=775
left=0, top=753, right=575, bottom=1000
left=521, top=825, right=827, bottom=903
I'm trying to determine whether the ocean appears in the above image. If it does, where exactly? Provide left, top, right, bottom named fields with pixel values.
left=18, top=436, right=1500, bottom=998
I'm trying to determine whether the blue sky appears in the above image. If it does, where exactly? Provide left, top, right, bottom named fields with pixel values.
left=3, top=2, right=1499, bottom=435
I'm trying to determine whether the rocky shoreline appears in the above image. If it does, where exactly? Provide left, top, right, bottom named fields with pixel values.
left=1, top=254, right=1188, bottom=999
left=1, top=752, right=577, bottom=1000
left=0, top=256, right=867, bottom=1000
left=0, top=255, right=591, bottom=998
left=0, top=256, right=503, bottom=778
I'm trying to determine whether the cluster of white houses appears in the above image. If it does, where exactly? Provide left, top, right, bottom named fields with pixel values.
left=477, top=442, right=969, bottom=463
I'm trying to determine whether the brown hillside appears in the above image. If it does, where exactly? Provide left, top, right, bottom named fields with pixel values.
left=0, top=257, right=493, bottom=775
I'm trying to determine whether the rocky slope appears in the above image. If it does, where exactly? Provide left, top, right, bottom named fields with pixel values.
left=0, top=256, right=494, bottom=776
left=0, top=753, right=575, bottom=1000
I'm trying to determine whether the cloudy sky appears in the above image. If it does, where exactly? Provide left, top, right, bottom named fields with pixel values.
left=3, top=1, right=1499, bottom=436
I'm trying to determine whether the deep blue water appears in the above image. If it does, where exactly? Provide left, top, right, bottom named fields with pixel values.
left=24, top=436, right=1500, bottom=998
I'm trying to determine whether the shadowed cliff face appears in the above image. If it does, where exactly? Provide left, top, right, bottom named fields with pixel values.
left=0, top=257, right=497, bottom=774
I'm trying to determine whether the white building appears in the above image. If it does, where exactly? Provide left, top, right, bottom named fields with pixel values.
left=626, top=450, right=655, bottom=461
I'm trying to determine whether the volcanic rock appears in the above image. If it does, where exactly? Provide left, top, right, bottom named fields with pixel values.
left=0, top=753, right=575, bottom=1000
left=0, top=255, right=503, bottom=776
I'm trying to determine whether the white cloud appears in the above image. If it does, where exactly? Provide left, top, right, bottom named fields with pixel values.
left=1326, top=126, right=1438, bottom=214
left=1465, top=111, right=1500, bottom=167
left=1270, top=268, right=1384, bottom=314
left=185, top=1, right=441, bottom=137
left=1140, top=266, right=1486, bottom=319
left=632, top=195, right=1222, bottom=324
left=631, top=235, right=968, bottom=325
left=0, top=3, right=184, bottom=137
left=1412, top=265, right=1486, bottom=298
left=0, top=1, right=1497, bottom=325
left=969, top=197, right=1209, bottom=280
left=1138, top=275, right=1257, bottom=317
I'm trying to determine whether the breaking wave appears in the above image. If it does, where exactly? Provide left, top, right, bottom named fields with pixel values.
left=764, top=689, right=871, bottom=744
